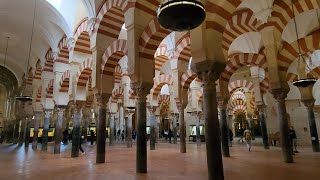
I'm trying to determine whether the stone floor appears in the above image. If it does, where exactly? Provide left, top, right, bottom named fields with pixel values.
left=0, top=139, right=319, bottom=180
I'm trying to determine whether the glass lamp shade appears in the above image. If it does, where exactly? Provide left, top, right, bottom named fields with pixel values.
left=157, top=0, right=206, bottom=31
left=16, top=96, right=33, bottom=102
left=292, top=78, right=317, bottom=87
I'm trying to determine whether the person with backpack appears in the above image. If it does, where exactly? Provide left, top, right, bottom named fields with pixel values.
left=243, top=127, right=252, bottom=151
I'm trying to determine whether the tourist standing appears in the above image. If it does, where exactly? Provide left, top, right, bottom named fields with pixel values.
left=289, top=126, right=298, bottom=154
left=243, top=127, right=252, bottom=151
left=90, top=130, right=95, bottom=145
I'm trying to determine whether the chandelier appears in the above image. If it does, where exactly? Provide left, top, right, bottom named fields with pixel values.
left=157, top=0, right=206, bottom=31
left=16, top=0, right=37, bottom=102
left=291, top=0, right=317, bottom=87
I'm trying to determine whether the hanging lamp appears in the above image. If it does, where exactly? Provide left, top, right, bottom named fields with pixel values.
left=291, top=0, right=317, bottom=87
left=16, top=0, right=37, bottom=102
left=157, top=0, right=206, bottom=31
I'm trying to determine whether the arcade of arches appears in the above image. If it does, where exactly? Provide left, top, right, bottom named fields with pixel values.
left=0, top=0, right=320, bottom=179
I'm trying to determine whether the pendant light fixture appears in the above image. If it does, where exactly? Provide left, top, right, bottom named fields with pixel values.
left=16, top=0, right=37, bottom=102
left=291, top=0, right=317, bottom=87
left=157, top=0, right=206, bottom=31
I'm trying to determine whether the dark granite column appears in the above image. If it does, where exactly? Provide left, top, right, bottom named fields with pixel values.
left=301, top=99, right=320, bottom=152
left=172, top=113, right=178, bottom=144
left=148, top=106, right=157, bottom=150
left=127, top=108, right=135, bottom=148
left=83, top=119, right=89, bottom=142
left=42, top=110, right=52, bottom=151
left=135, top=85, right=149, bottom=173
left=24, top=117, right=31, bottom=148
left=32, top=112, right=41, bottom=150
left=177, top=105, right=186, bottom=153
left=218, top=99, right=230, bottom=157
left=96, top=94, right=109, bottom=163
left=192, top=61, right=225, bottom=180
left=54, top=107, right=65, bottom=154
left=155, top=115, right=160, bottom=143
left=271, top=88, right=293, bottom=163
left=6, top=121, right=14, bottom=143
left=13, top=119, right=20, bottom=144
left=109, top=113, right=116, bottom=146
left=18, top=118, right=26, bottom=146
left=71, top=102, right=82, bottom=158
left=257, top=105, right=269, bottom=149
left=195, top=112, right=201, bottom=147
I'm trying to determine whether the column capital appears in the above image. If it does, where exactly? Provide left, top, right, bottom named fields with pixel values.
left=147, top=106, right=157, bottom=115
left=217, top=97, right=228, bottom=110
left=96, top=93, right=111, bottom=108
left=131, top=82, right=153, bottom=101
left=44, top=110, right=52, bottom=118
left=301, top=99, right=315, bottom=110
left=257, top=104, right=266, bottom=112
left=270, top=88, right=289, bottom=101
left=74, top=101, right=84, bottom=113
left=191, top=61, right=225, bottom=85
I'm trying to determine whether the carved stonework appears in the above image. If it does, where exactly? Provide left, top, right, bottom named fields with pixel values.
left=301, top=99, right=315, bottom=110
left=270, top=88, right=289, bottom=101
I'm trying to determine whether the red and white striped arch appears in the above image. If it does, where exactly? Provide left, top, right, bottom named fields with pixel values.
left=196, top=88, right=203, bottom=103
left=101, top=39, right=127, bottom=76
left=93, top=0, right=127, bottom=38
left=308, top=66, right=320, bottom=78
left=43, top=49, right=54, bottom=72
left=278, top=31, right=320, bottom=74
left=150, top=74, right=174, bottom=99
left=172, top=33, right=191, bottom=63
left=220, top=52, right=267, bottom=83
left=154, top=44, right=169, bottom=72
left=250, top=98, right=256, bottom=110
left=34, top=60, right=42, bottom=80
left=222, top=9, right=258, bottom=56
left=26, top=68, right=33, bottom=86
left=59, top=70, right=70, bottom=93
left=205, top=0, right=242, bottom=33
left=46, top=79, right=54, bottom=99
left=231, top=99, right=247, bottom=113
left=111, top=86, right=124, bottom=103
left=260, top=77, right=269, bottom=94
left=231, top=91, right=246, bottom=101
left=271, top=0, right=319, bottom=33
left=228, top=80, right=254, bottom=94
left=114, top=65, right=122, bottom=84
left=158, top=94, right=170, bottom=105
left=85, top=94, right=94, bottom=108
left=73, top=18, right=91, bottom=55
left=181, top=70, right=198, bottom=89
left=36, top=86, right=42, bottom=103
left=56, top=35, right=69, bottom=64
left=139, top=17, right=171, bottom=60
left=76, top=59, right=93, bottom=87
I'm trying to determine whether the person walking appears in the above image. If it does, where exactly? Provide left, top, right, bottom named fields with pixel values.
left=168, top=129, right=173, bottom=143
left=243, top=127, right=252, bottom=151
left=79, top=133, right=85, bottom=155
left=121, top=130, right=125, bottom=141
left=90, top=130, right=95, bottom=145
left=289, top=126, right=298, bottom=154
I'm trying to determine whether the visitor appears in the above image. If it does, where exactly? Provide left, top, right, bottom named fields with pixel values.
left=79, top=133, right=85, bottom=155
left=62, top=129, right=69, bottom=144
left=132, top=129, right=136, bottom=140
left=243, top=127, right=252, bottom=151
left=90, top=130, right=95, bottom=145
left=117, top=130, right=121, bottom=141
left=229, top=128, right=233, bottom=147
left=121, top=130, right=125, bottom=141
left=168, top=129, right=173, bottom=143
left=289, top=126, right=298, bottom=154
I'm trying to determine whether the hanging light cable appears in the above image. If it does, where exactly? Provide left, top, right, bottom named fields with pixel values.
left=3, top=37, right=9, bottom=67
left=16, top=0, right=37, bottom=102
left=291, top=0, right=317, bottom=87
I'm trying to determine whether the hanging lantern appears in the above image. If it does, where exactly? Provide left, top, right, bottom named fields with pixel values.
left=157, top=0, right=206, bottom=31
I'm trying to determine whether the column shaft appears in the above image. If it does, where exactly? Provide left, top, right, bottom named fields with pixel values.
left=127, top=112, right=133, bottom=148
left=71, top=108, right=81, bottom=157
left=196, top=115, right=201, bottom=146
left=179, top=109, right=186, bottom=153
left=18, top=119, right=26, bottom=146
left=32, top=113, right=41, bottom=149
left=42, top=111, right=51, bottom=151
left=96, top=106, right=106, bottom=163
left=54, top=108, right=64, bottom=154
left=307, top=108, right=320, bottom=152
left=220, top=107, right=230, bottom=157
left=259, top=109, right=269, bottom=149
left=25, top=118, right=31, bottom=148
left=109, top=114, right=115, bottom=146
left=136, top=94, right=147, bottom=173
left=172, top=114, right=178, bottom=144
left=150, top=113, right=156, bottom=150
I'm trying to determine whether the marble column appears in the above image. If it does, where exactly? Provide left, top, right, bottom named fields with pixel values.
left=42, top=110, right=52, bottom=151
left=83, top=119, right=89, bottom=142
left=272, top=89, right=293, bottom=163
left=177, top=105, right=186, bottom=153
left=127, top=108, right=135, bottom=148
left=6, top=121, right=14, bottom=143
left=54, top=107, right=65, bottom=154
left=96, top=95, right=108, bottom=164
left=32, top=112, right=41, bottom=150
left=135, top=86, right=148, bottom=173
left=193, top=62, right=225, bottom=180
left=24, top=117, right=31, bottom=148
left=13, top=119, right=20, bottom=144
left=148, top=106, right=157, bottom=150
left=301, top=99, right=320, bottom=152
left=195, top=112, right=201, bottom=147
left=218, top=99, right=230, bottom=157
left=155, top=115, right=160, bottom=143
left=257, top=105, right=269, bottom=149
left=172, top=113, right=178, bottom=144
left=18, top=118, right=26, bottom=146
left=71, top=102, right=82, bottom=158
left=109, top=113, right=116, bottom=146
